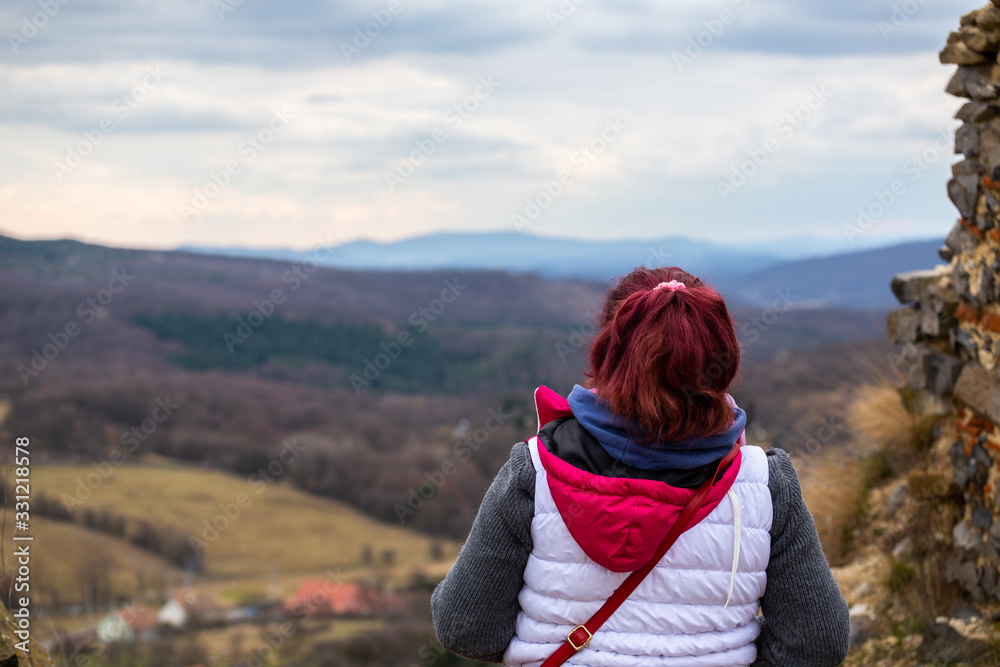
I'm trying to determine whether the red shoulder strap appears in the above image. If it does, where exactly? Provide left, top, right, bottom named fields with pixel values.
left=539, top=441, right=741, bottom=666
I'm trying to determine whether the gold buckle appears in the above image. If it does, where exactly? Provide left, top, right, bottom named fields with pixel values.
left=567, top=624, right=592, bottom=651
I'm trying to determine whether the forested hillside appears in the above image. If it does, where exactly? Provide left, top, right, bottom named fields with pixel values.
left=0, top=234, right=895, bottom=539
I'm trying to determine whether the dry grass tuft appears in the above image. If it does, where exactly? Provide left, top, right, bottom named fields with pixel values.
left=796, top=455, right=867, bottom=565
left=846, top=381, right=920, bottom=472
left=798, top=381, right=927, bottom=565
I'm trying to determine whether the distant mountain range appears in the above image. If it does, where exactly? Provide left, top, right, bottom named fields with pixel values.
left=713, top=240, right=946, bottom=309
left=179, top=232, right=945, bottom=309
left=179, top=232, right=781, bottom=281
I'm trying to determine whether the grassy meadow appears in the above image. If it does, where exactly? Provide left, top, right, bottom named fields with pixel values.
left=2, top=460, right=459, bottom=606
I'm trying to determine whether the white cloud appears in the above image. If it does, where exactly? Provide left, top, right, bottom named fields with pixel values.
left=0, top=0, right=971, bottom=249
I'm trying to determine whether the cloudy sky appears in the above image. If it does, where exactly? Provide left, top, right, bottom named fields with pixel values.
left=0, top=0, right=975, bottom=251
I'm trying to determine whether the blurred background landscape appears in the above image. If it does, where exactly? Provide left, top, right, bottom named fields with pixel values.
left=0, top=230, right=946, bottom=666
left=3, top=0, right=998, bottom=665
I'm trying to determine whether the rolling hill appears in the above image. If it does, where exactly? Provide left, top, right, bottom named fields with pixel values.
left=0, top=512, right=184, bottom=608
left=179, top=231, right=943, bottom=309
left=177, top=230, right=942, bottom=292
left=715, top=239, right=945, bottom=309
left=27, top=462, right=459, bottom=578
left=0, top=232, right=903, bottom=546
left=178, top=232, right=783, bottom=281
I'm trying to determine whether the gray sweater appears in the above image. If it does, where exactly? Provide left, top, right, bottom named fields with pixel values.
left=431, top=443, right=850, bottom=666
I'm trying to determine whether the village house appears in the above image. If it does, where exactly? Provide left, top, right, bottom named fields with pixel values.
left=156, top=593, right=224, bottom=629
left=282, top=579, right=403, bottom=618
left=96, top=603, right=158, bottom=644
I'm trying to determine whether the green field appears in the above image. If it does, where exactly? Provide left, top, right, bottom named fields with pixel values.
left=12, top=461, right=459, bottom=581
left=0, top=516, right=184, bottom=605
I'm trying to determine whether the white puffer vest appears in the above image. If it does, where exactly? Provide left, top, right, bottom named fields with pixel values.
left=503, top=440, right=772, bottom=667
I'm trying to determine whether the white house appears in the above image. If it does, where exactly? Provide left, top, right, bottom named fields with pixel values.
left=155, top=593, right=222, bottom=629
left=96, top=604, right=158, bottom=643
left=155, top=598, right=188, bottom=629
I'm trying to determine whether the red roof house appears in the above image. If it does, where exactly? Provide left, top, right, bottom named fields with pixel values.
left=284, top=580, right=376, bottom=617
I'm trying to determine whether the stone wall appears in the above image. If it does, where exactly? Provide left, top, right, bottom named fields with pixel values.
left=892, top=0, right=1000, bottom=604
left=0, top=599, right=52, bottom=667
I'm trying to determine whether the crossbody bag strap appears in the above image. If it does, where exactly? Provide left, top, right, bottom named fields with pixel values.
left=539, top=442, right=741, bottom=667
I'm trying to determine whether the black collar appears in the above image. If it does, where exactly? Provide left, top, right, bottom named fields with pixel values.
left=537, top=417, right=728, bottom=489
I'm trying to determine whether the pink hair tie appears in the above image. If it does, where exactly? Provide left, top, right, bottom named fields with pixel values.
left=652, top=280, right=686, bottom=292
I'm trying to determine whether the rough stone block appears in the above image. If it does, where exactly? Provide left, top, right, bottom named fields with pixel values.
left=981, top=5, right=1000, bottom=31
left=976, top=191, right=998, bottom=231
left=954, top=521, right=980, bottom=551
left=954, top=363, right=1000, bottom=423
left=934, top=355, right=967, bottom=395
left=989, top=519, right=1000, bottom=550
left=983, top=560, right=998, bottom=589
left=900, top=343, right=926, bottom=389
left=948, top=174, right=981, bottom=219
left=957, top=123, right=982, bottom=157
left=891, top=267, right=948, bottom=304
left=943, top=41, right=990, bottom=65
left=951, top=439, right=971, bottom=485
left=980, top=125, right=1000, bottom=171
left=947, top=64, right=1000, bottom=100
left=953, top=260, right=974, bottom=301
left=952, top=326, right=979, bottom=359
left=901, top=343, right=965, bottom=394
left=919, top=291, right=958, bottom=337
left=888, top=307, right=921, bottom=344
left=957, top=102, right=1000, bottom=122
left=848, top=604, right=876, bottom=648
left=979, top=257, right=1000, bottom=303
left=970, top=443, right=992, bottom=499
left=959, top=25, right=1000, bottom=54
left=918, top=619, right=996, bottom=661
left=953, top=157, right=986, bottom=175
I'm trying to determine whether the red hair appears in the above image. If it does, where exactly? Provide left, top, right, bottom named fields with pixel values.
left=584, top=266, right=740, bottom=443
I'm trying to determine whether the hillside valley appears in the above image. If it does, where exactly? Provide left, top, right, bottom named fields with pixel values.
left=0, top=232, right=933, bottom=666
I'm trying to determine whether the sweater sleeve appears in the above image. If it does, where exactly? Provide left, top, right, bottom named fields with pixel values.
left=752, top=448, right=851, bottom=667
left=431, top=441, right=536, bottom=663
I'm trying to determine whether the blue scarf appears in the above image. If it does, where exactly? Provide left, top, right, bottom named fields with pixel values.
left=567, top=384, right=746, bottom=470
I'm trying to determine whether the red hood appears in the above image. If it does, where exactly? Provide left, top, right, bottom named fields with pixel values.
left=532, top=386, right=742, bottom=573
